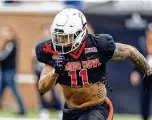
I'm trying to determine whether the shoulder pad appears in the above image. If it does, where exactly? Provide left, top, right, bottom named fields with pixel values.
left=95, top=34, right=116, bottom=62
left=95, top=34, right=115, bottom=51
left=35, top=39, right=55, bottom=66
left=95, top=34, right=114, bottom=49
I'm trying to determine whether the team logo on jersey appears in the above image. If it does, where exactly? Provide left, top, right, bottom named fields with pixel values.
left=85, top=47, right=98, bottom=54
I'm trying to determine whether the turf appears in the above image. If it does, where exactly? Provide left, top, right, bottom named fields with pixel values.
left=114, top=114, right=152, bottom=120
left=0, top=109, right=152, bottom=120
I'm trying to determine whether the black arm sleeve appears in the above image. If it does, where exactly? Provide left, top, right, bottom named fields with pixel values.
left=95, top=34, right=116, bottom=63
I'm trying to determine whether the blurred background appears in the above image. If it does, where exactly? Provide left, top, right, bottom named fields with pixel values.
left=0, top=0, right=152, bottom=120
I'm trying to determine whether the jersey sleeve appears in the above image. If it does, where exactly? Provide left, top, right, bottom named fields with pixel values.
left=96, top=34, right=116, bottom=63
left=35, top=40, right=55, bottom=67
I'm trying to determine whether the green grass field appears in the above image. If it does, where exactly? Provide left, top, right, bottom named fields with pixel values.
left=114, top=114, right=152, bottom=120
left=0, top=108, right=152, bottom=120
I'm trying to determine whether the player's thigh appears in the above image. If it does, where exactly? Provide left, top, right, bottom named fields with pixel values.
left=78, top=110, right=106, bottom=120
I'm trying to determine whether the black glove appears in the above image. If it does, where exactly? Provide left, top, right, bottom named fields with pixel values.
left=143, top=74, right=152, bottom=92
left=54, top=55, right=66, bottom=74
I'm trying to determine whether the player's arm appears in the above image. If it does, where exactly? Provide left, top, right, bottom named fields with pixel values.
left=109, top=43, right=152, bottom=75
left=97, top=34, right=152, bottom=91
left=35, top=40, right=65, bottom=94
left=38, top=64, right=59, bottom=94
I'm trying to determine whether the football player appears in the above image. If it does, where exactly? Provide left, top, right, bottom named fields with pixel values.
left=35, top=8, right=152, bottom=120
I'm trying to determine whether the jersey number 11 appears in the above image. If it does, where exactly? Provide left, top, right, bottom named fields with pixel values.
left=68, top=69, right=89, bottom=87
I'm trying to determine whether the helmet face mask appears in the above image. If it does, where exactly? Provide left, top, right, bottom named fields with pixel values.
left=51, top=8, right=87, bottom=54
left=52, top=30, right=86, bottom=54
left=52, top=33, right=74, bottom=46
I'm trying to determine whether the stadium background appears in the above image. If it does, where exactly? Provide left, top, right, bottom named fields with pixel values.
left=0, top=1, right=152, bottom=120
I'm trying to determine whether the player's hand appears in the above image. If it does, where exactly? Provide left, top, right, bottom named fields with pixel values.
left=130, top=71, right=141, bottom=86
left=143, top=74, right=152, bottom=92
left=54, top=55, right=65, bottom=74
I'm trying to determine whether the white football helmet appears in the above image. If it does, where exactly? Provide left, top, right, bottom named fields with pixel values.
left=51, top=8, right=87, bottom=54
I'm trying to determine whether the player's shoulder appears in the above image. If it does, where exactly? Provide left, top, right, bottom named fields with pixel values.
left=35, top=39, right=53, bottom=63
left=87, top=34, right=115, bottom=50
left=35, top=39, right=52, bottom=50
left=92, top=34, right=116, bottom=62
left=94, top=34, right=114, bottom=47
left=95, top=33, right=113, bottom=40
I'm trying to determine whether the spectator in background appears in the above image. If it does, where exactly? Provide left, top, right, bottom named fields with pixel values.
left=0, top=26, right=26, bottom=116
left=130, top=23, right=152, bottom=120
left=33, top=23, right=63, bottom=119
